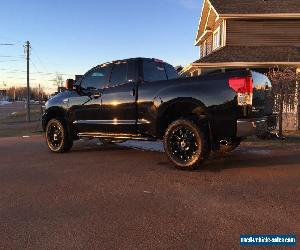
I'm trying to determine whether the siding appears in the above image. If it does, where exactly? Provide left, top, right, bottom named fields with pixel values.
left=227, top=20, right=300, bottom=46
left=199, top=20, right=223, bottom=58
left=211, top=18, right=223, bottom=31
left=206, top=35, right=213, bottom=55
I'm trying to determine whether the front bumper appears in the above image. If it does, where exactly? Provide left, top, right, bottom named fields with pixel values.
left=41, top=106, right=47, bottom=131
left=237, top=115, right=277, bottom=137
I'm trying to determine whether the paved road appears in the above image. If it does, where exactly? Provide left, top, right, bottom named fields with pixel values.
left=0, top=136, right=299, bottom=249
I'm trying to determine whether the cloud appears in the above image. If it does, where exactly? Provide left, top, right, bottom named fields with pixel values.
left=168, top=0, right=202, bottom=10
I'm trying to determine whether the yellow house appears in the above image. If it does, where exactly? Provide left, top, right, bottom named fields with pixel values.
left=182, top=0, right=300, bottom=76
left=182, top=0, right=300, bottom=130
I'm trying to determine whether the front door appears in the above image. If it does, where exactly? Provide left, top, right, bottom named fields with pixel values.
left=70, top=64, right=112, bottom=133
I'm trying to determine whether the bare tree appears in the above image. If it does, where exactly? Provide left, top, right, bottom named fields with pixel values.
left=6, top=86, right=47, bottom=101
left=267, top=67, right=300, bottom=138
left=53, top=73, right=64, bottom=89
left=175, top=65, right=183, bottom=73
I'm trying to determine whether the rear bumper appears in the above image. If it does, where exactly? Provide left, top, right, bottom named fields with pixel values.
left=237, top=115, right=277, bottom=137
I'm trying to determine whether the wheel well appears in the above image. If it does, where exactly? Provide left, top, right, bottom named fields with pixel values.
left=157, top=101, right=210, bottom=139
left=43, top=108, right=66, bottom=131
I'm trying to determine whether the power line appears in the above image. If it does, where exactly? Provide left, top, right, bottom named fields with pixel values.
left=0, top=66, right=72, bottom=76
left=31, top=48, right=50, bottom=73
left=30, top=59, right=45, bottom=75
left=5, top=76, right=37, bottom=80
left=0, top=35, right=22, bottom=44
left=0, top=55, right=14, bottom=58
left=1, top=42, right=75, bottom=94
left=0, top=43, right=15, bottom=46
left=0, top=59, right=24, bottom=62
left=0, top=55, right=24, bottom=57
left=0, top=69, right=27, bottom=73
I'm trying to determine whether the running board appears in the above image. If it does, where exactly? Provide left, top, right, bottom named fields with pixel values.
left=78, top=133, right=156, bottom=141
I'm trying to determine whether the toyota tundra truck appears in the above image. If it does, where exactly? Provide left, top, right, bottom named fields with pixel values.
left=42, top=58, right=277, bottom=170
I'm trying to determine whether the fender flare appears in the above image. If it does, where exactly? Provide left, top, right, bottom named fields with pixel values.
left=42, top=106, right=68, bottom=131
left=155, top=97, right=212, bottom=138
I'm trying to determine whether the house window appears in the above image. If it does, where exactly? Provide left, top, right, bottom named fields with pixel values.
left=213, top=26, right=221, bottom=50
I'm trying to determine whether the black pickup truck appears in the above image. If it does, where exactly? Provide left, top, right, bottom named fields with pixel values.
left=42, top=58, right=276, bottom=170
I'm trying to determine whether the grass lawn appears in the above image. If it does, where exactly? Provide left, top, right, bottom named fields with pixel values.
left=0, top=106, right=43, bottom=137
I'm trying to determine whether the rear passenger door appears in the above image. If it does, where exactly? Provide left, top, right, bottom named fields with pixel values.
left=137, top=59, right=177, bottom=136
left=100, top=60, right=139, bottom=134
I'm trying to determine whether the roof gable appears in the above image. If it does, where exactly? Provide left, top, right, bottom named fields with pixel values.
left=195, top=0, right=219, bottom=45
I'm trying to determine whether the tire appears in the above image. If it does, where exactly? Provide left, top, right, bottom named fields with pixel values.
left=163, top=119, right=210, bottom=170
left=215, top=138, right=241, bottom=154
left=46, top=118, right=73, bottom=153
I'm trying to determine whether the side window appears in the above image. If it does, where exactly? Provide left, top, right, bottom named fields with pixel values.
left=143, top=60, right=167, bottom=82
left=110, top=62, right=128, bottom=86
left=165, top=63, right=179, bottom=80
left=81, top=65, right=111, bottom=90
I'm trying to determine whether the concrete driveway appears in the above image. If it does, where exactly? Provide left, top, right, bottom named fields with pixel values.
left=0, top=136, right=299, bottom=249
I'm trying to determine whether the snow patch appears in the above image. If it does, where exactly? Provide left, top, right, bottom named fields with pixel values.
left=0, top=101, right=12, bottom=106
left=119, top=141, right=164, bottom=152
left=236, top=147, right=272, bottom=155
left=100, top=140, right=273, bottom=155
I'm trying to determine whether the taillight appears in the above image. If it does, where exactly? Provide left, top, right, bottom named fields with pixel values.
left=228, top=76, right=253, bottom=106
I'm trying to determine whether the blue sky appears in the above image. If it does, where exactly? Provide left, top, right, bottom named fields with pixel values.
left=0, top=0, right=202, bottom=92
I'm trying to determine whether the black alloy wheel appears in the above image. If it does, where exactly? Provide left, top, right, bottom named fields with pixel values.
left=164, top=119, right=210, bottom=170
left=46, top=119, right=73, bottom=153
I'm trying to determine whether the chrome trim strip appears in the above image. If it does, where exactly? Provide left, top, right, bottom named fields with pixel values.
left=138, top=119, right=151, bottom=124
left=73, top=119, right=150, bottom=125
left=78, top=133, right=156, bottom=141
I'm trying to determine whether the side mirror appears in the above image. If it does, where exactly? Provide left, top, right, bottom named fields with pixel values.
left=66, top=79, right=74, bottom=90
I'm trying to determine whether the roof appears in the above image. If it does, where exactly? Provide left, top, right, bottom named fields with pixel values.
left=99, top=57, right=168, bottom=65
left=210, top=0, right=300, bottom=15
left=194, top=46, right=300, bottom=64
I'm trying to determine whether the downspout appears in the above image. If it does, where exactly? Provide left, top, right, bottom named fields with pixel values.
left=296, top=68, right=300, bottom=130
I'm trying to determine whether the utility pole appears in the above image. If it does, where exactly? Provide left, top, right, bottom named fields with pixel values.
left=13, top=86, right=16, bottom=101
left=25, top=41, right=31, bottom=122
